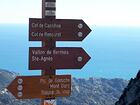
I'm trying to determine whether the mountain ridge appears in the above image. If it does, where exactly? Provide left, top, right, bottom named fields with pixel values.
left=0, top=69, right=128, bottom=105
left=115, top=70, right=140, bottom=105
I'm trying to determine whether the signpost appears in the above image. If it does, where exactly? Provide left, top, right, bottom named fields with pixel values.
left=7, top=0, right=92, bottom=105
left=29, top=18, right=91, bottom=41
left=29, top=47, right=91, bottom=70
left=7, top=75, right=71, bottom=99
left=41, top=0, right=56, bottom=104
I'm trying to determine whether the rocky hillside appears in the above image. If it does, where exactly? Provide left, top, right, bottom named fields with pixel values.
left=115, top=70, right=140, bottom=105
left=58, top=77, right=128, bottom=105
left=0, top=69, right=128, bottom=105
left=0, top=69, right=17, bottom=89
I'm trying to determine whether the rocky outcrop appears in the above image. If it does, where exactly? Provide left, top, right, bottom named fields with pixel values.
left=116, top=70, right=140, bottom=105
left=58, top=77, right=128, bottom=105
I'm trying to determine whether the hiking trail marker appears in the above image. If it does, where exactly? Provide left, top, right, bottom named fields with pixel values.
left=29, top=47, right=90, bottom=70
left=7, top=0, right=92, bottom=105
left=7, top=75, right=71, bottom=99
left=29, top=18, right=91, bottom=41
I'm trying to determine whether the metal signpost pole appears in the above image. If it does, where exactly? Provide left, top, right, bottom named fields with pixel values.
left=42, top=0, right=56, bottom=105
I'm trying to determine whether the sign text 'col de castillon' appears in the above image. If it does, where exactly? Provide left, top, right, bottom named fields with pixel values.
left=29, top=18, right=91, bottom=41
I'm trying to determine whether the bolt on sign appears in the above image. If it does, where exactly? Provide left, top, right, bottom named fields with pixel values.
left=29, top=47, right=91, bottom=70
left=29, top=18, right=91, bottom=41
left=7, top=75, right=71, bottom=99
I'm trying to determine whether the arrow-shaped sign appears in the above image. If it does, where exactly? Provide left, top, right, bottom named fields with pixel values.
left=7, top=75, right=71, bottom=99
left=29, top=18, right=91, bottom=41
left=29, top=47, right=91, bottom=70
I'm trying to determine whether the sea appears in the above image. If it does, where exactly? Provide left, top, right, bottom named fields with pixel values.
left=0, top=24, right=140, bottom=80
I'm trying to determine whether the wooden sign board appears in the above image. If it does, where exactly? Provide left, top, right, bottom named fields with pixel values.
left=7, top=75, right=71, bottom=99
left=29, top=47, right=91, bottom=70
left=29, top=18, right=91, bottom=41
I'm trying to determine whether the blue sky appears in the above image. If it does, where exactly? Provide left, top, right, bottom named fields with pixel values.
left=0, top=0, right=140, bottom=26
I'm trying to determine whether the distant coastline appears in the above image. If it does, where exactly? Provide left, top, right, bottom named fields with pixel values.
left=0, top=24, right=140, bottom=79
